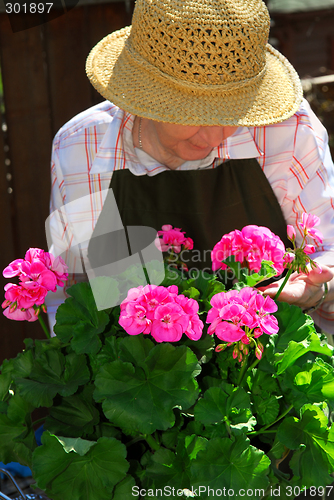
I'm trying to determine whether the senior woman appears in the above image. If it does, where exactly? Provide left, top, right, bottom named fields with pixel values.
left=46, top=0, right=334, bottom=333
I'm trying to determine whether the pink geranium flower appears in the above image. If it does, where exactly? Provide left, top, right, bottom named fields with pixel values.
left=151, top=303, right=189, bottom=343
left=211, top=225, right=285, bottom=275
left=155, top=225, right=194, bottom=254
left=207, top=287, right=279, bottom=361
left=299, top=213, right=323, bottom=244
left=2, top=248, right=68, bottom=323
left=118, top=284, right=203, bottom=343
left=283, top=213, right=324, bottom=275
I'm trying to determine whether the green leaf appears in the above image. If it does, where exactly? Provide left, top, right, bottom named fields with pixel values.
left=182, top=287, right=201, bottom=301
left=32, top=432, right=129, bottom=500
left=54, top=282, right=110, bottom=354
left=94, top=337, right=200, bottom=434
left=182, top=335, right=215, bottom=364
left=7, top=394, right=35, bottom=424
left=0, top=371, right=12, bottom=401
left=89, top=336, right=121, bottom=378
left=274, top=302, right=315, bottom=352
left=112, top=475, right=138, bottom=499
left=252, top=393, right=280, bottom=426
left=277, top=404, right=334, bottom=488
left=15, top=351, right=90, bottom=408
left=145, top=434, right=207, bottom=490
left=283, top=358, right=334, bottom=411
left=194, top=383, right=256, bottom=434
left=245, top=261, right=278, bottom=287
left=0, top=413, right=35, bottom=466
left=221, top=257, right=277, bottom=287
left=118, top=335, right=155, bottom=366
left=45, top=386, right=100, bottom=438
left=247, top=368, right=280, bottom=395
left=190, top=435, right=270, bottom=497
left=275, top=332, right=334, bottom=375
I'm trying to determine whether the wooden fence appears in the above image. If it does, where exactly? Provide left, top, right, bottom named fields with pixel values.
left=0, top=1, right=134, bottom=364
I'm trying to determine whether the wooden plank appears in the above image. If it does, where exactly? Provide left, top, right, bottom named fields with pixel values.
left=43, top=1, right=134, bottom=134
left=0, top=14, right=55, bottom=364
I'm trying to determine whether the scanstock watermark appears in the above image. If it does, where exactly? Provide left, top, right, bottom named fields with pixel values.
left=131, top=485, right=267, bottom=497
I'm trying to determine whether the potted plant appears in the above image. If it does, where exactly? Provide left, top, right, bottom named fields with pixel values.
left=0, top=215, right=333, bottom=500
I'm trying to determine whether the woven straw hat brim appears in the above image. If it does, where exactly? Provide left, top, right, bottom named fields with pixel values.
left=86, top=26, right=303, bottom=127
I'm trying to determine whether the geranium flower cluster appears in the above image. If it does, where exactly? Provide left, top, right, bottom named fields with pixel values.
left=119, top=284, right=203, bottom=343
left=2, top=248, right=68, bottom=322
left=206, top=287, right=279, bottom=362
left=155, top=225, right=194, bottom=254
left=285, top=213, right=323, bottom=274
left=211, top=225, right=285, bottom=276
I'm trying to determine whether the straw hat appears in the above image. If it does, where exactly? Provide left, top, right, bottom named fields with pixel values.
left=86, top=0, right=303, bottom=127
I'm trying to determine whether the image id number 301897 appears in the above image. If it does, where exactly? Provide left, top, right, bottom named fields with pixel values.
left=5, top=2, right=53, bottom=13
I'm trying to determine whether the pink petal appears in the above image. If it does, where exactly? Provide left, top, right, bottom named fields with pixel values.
left=215, top=322, right=244, bottom=342
left=3, top=259, right=24, bottom=278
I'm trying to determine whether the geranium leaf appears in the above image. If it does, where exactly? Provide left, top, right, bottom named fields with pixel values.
left=118, top=335, right=155, bottom=366
left=277, top=405, right=334, bottom=488
left=15, top=351, right=90, bottom=408
left=94, top=339, right=200, bottom=434
left=32, top=432, right=129, bottom=500
left=275, top=332, right=334, bottom=375
left=252, top=393, right=280, bottom=426
left=46, top=386, right=100, bottom=438
left=282, top=358, right=334, bottom=411
left=0, top=413, right=35, bottom=466
left=112, top=475, right=138, bottom=499
left=54, top=282, right=110, bottom=354
left=245, top=261, right=277, bottom=287
left=273, top=302, right=315, bottom=352
left=145, top=435, right=207, bottom=490
left=7, top=394, right=34, bottom=423
left=194, top=383, right=256, bottom=434
left=190, top=435, right=270, bottom=497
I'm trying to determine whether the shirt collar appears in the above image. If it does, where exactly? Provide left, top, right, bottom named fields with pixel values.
left=90, top=108, right=264, bottom=176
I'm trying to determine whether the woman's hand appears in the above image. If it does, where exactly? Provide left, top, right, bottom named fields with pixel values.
left=258, top=264, right=334, bottom=310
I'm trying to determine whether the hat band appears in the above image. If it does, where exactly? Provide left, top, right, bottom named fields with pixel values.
left=122, top=39, right=267, bottom=95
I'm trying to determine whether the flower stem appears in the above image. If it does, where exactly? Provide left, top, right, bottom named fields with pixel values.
left=38, top=314, right=51, bottom=339
left=144, top=433, right=160, bottom=451
left=248, top=404, right=294, bottom=436
left=274, top=268, right=293, bottom=301
left=248, top=358, right=260, bottom=371
left=237, top=356, right=249, bottom=386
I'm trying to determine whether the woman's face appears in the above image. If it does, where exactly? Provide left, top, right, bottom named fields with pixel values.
left=150, top=121, right=238, bottom=163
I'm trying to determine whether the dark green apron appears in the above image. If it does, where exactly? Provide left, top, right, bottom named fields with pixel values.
left=87, top=158, right=289, bottom=273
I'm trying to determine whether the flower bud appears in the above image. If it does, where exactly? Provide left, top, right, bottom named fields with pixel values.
left=287, top=225, right=296, bottom=242
left=304, top=244, right=315, bottom=255
left=215, top=343, right=227, bottom=352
